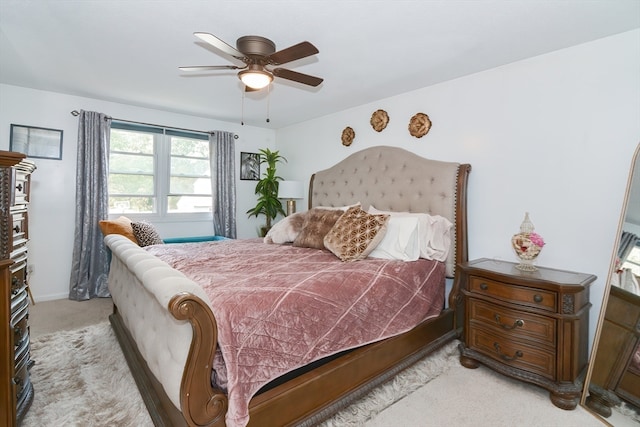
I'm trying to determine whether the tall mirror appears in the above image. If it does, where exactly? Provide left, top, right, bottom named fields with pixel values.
left=581, top=143, right=640, bottom=425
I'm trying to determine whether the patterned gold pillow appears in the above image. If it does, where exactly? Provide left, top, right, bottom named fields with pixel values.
left=324, top=206, right=389, bottom=261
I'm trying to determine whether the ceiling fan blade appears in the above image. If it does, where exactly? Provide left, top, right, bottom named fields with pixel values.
left=179, top=65, right=243, bottom=71
left=272, top=68, right=323, bottom=87
left=268, top=41, right=319, bottom=65
left=193, top=32, right=246, bottom=60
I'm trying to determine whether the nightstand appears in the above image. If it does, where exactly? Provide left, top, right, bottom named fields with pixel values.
left=457, top=258, right=596, bottom=410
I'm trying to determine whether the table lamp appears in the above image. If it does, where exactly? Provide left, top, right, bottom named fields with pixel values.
left=278, top=181, right=304, bottom=216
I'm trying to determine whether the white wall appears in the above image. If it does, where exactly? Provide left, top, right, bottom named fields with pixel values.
left=0, top=84, right=276, bottom=301
left=275, top=29, right=640, bottom=348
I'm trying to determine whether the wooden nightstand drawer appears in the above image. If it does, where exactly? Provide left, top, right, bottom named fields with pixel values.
left=469, top=276, right=557, bottom=312
left=468, top=298, right=556, bottom=346
left=469, top=327, right=556, bottom=380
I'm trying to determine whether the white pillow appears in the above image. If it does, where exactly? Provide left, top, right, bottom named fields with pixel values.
left=367, top=215, right=421, bottom=261
left=367, top=206, right=453, bottom=262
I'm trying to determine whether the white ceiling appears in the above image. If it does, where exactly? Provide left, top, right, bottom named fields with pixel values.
left=1, top=1, right=638, bottom=129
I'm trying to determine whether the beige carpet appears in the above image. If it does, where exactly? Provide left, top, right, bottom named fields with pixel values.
left=23, top=322, right=152, bottom=427
left=23, top=322, right=458, bottom=426
left=21, top=320, right=612, bottom=426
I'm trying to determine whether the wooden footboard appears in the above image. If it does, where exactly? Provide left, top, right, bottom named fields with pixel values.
left=111, top=296, right=457, bottom=427
left=110, top=292, right=228, bottom=427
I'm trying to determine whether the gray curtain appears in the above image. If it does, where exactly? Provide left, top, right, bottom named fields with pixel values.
left=210, top=131, right=237, bottom=238
left=618, top=230, right=639, bottom=263
left=69, top=110, right=111, bottom=300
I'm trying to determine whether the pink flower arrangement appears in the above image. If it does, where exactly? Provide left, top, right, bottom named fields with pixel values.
left=529, top=232, right=545, bottom=248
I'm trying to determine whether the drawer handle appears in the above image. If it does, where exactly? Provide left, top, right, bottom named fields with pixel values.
left=16, top=183, right=22, bottom=192
left=480, top=283, right=488, bottom=291
left=533, top=294, right=543, bottom=303
left=494, top=314, right=524, bottom=330
left=13, top=225, right=20, bottom=234
left=493, top=342, right=523, bottom=361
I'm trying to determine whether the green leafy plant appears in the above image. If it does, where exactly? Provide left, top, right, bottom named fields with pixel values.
left=246, top=148, right=287, bottom=236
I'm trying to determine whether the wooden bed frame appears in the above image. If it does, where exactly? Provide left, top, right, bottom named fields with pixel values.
left=107, top=146, right=471, bottom=426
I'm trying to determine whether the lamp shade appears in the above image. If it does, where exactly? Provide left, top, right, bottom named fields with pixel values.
left=278, top=181, right=304, bottom=199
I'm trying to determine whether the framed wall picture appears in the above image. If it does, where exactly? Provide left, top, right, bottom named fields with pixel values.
left=10, top=124, right=63, bottom=160
left=240, top=152, right=261, bottom=181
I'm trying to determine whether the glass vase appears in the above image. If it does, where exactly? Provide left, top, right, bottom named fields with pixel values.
left=512, top=212, right=543, bottom=271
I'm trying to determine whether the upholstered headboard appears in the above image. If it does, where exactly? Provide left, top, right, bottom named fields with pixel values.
left=309, top=146, right=470, bottom=277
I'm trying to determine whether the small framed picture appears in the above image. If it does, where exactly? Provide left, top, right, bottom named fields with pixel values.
left=10, top=124, right=63, bottom=160
left=240, top=152, right=261, bottom=181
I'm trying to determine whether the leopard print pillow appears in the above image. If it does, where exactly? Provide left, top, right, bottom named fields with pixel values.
left=131, top=221, right=164, bottom=247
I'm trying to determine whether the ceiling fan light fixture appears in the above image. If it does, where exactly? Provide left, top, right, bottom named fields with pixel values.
left=238, top=69, right=273, bottom=89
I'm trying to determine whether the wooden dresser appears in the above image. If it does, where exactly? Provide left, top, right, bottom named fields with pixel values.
left=457, top=258, right=595, bottom=410
left=0, top=151, right=36, bottom=426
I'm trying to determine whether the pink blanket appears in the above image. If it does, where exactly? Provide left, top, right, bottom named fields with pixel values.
left=146, top=239, right=445, bottom=427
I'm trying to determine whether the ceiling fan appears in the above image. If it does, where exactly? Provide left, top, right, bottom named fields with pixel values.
left=179, top=33, right=323, bottom=91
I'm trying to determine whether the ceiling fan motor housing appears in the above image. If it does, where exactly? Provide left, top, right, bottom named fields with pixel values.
left=236, top=35, right=276, bottom=58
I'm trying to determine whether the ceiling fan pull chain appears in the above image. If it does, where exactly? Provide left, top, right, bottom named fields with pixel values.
left=241, top=89, right=245, bottom=126
left=266, top=84, right=271, bottom=123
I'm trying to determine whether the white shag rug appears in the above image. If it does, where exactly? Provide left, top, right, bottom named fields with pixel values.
left=22, top=322, right=459, bottom=426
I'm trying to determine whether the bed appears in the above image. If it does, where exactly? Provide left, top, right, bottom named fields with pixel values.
left=105, top=145, right=471, bottom=427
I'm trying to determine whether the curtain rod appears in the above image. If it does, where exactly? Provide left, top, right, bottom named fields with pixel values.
left=70, top=110, right=239, bottom=139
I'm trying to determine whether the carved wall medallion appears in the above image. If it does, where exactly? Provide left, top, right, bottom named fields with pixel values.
left=370, top=109, right=389, bottom=132
left=408, top=113, right=432, bottom=138
left=341, top=126, right=355, bottom=146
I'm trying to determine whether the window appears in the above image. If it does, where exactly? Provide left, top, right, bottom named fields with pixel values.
left=622, top=244, right=640, bottom=276
left=108, top=122, right=212, bottom=217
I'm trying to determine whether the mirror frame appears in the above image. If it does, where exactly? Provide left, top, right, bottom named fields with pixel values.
left=580, top=142, right=640, bottom=416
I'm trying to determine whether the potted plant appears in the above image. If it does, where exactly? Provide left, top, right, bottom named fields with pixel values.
left=246, top=148, right=287, bottom=236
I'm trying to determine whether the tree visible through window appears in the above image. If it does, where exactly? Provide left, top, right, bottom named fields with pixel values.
left=108, top=122, right=212, bottom=216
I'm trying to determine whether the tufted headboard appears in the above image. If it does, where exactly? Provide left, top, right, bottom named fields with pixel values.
left=309, top=146, right=471, bottom=277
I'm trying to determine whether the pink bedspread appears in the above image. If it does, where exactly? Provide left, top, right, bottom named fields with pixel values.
left=146, top=239, right=445, bottom=427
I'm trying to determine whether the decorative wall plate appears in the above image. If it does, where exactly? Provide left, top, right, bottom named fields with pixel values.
left=408, top=113, right=432, bottom=138
left=341, top=126, right=355, bottom=146
left=370, top=109, right=389, bottom=132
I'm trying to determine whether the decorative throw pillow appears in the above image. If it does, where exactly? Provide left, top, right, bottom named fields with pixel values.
left=98, top=216, right=137, bottom=243
left=292, top=208, right=345, bottom=250
left=324, top=206, right=390, bottom=262
left=264, top=211, right=308, bottom=244
left=131, top=221, right=164, bottom=247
